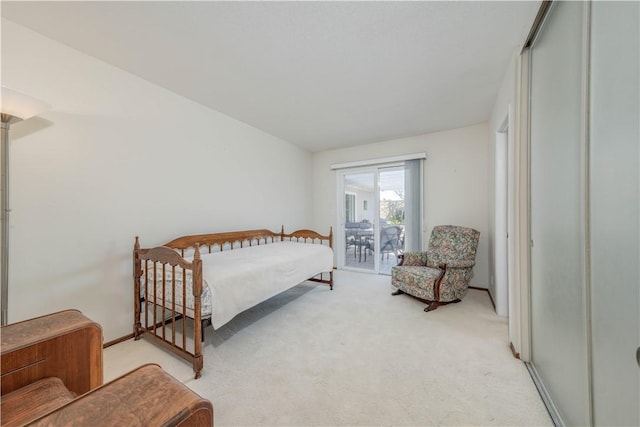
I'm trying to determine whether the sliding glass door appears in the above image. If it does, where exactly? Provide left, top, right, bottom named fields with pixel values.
left=378, top=168, right=405, bottom=274
left=342, top=170, right=377, bottom=272
left=338, top=161, right=422, bottom=275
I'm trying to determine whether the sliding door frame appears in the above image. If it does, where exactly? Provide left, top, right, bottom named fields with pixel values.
left=332, top=153, right=426, bottom=275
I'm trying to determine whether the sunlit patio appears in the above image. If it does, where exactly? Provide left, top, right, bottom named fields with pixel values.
left=343, top=244, right=401, bottom=275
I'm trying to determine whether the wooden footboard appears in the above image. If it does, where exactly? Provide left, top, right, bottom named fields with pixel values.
left=133, top=239, right=204, bottom=379
left=133, top=226, right=333, bottom=379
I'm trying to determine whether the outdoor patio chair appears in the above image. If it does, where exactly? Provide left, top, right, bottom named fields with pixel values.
left=365, top=225, right=402, bottom=261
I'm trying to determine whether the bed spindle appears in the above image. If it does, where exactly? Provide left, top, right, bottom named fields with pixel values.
left=182, top=266, right=187, bottom=351
left=152, top=261, right=158, bottom=336
left=193, top=244, right=203, bottom=378
left=133, top=237, right=142, bottom=339
left=161, top=263, right=166, bottom=341
left=144, top=260, right=149, bottom=334
left=171, top=264, right=176, bottom=345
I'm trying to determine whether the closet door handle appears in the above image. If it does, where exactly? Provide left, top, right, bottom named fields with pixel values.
left=637, top=347, right=640, bottom=368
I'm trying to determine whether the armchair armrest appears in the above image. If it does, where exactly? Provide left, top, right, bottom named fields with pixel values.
left=398, top=252, right=428, bottom=267
left=439, top=260, right=476, bottom=269
left=1, top=309, right=103, bottom=396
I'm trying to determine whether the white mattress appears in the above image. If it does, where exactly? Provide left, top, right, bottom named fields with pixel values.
left=142, top=241, right=333, bottom=329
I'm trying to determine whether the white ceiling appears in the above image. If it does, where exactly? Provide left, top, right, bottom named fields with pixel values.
left=1, top=1, right=540, bottom=152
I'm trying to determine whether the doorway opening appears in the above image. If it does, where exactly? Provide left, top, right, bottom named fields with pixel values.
left=495, top=111, right=518, bottom=349
left=495, top=118, right=509, bottom=317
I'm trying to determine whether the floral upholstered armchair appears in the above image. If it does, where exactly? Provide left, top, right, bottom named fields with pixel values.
left=391, top=225, right=480, bottom=312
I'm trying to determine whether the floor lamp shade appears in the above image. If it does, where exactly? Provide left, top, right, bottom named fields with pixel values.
left=1, top=86, right=50, bottom=122
left=1, top=86, right=50, bottom=325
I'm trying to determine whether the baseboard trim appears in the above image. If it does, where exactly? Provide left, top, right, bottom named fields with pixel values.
left=104, top=333, right=134, bottom=349
left=510, top=342, right=521, bottom=359
left=469, top=286, right=496, bottom=310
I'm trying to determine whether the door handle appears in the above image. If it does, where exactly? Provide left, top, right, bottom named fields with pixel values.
left=637, top=347, right=640, bottom=368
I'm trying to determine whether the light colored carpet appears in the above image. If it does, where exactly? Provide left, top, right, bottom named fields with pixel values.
left=104, top=270, right=552, bottom=426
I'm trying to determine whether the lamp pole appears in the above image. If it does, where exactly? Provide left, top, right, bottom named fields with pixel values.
left=0, top=87, right=49, bottom=326
left=1, top=116, right=11, bottom=325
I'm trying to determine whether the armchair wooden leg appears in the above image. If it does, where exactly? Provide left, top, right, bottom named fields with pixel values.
left=424, top=301, right=440, bottom=312
left=391, top=289, right=404, bottom=296
left=424, top=299, right=461, bottom=312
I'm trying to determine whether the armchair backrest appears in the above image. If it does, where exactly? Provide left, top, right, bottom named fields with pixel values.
left=425, top=225, right=480, bottom=268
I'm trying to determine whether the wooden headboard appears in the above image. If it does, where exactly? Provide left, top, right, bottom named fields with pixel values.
left=161, top=226, right=332, bottom=256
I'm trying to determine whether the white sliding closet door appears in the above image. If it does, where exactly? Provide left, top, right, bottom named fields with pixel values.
left=528, top=1, right=640, bottom=425
left=589, top=2, right=639, bottom=425
left=529, top=2, right=589, bottom=425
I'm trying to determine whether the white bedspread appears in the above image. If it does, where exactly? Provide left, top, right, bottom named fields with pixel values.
left=204, top=241, right=333, bottom=328
left=143, top=241, right=333, bottom=329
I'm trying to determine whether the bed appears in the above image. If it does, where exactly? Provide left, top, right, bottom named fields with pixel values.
left=133, top=227, right=334, bottom=379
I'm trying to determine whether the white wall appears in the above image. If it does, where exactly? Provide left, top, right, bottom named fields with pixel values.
left=2, top=20, right=313, bottom=341
left=312, top=124, right=490, bottom=287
